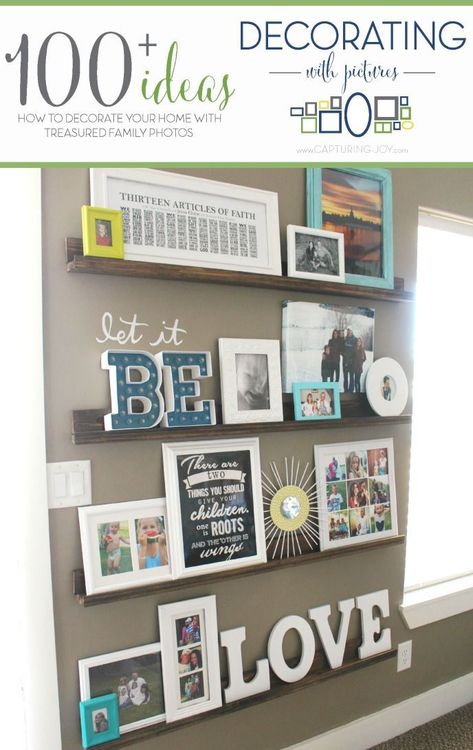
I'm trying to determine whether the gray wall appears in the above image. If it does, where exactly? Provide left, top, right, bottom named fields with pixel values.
left=43, top=168, right=473, bottom=750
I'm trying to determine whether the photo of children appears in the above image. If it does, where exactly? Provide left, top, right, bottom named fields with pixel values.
left=349, top=507, right=371, bottom=537
left=176, top=614, right=201, bottom=646
left=95, top=218, right=112, bottom=246
left=177, top=647, right=203, bottom=674
left=87, top=651, right=164, bottom=732
left=370, top=503, right=392, bottom=533
left=92, top=709, right=109, bottom=734
left=97, top=521, right=131, bottom=577
left=135, top=515, right=168, bottom=569
left=369, top=476, right=390, bottom=506
left=179, top=672, right=205, bottom=703
left=326, top=482, right=347, bottom=512
left=325, top=454, right=346, bottom=482
left=328, top=512, right=349, bottom=541
left=367, top=448, right=389, bottom=477
left=300, top=388, right=333, bottom=418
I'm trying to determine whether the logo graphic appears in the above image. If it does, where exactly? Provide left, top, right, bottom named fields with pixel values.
left=290, top=95, right=414, bottom=136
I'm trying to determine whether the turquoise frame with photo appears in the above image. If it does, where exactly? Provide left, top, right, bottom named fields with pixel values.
left=306, top=167, right=394, bottom=289
left=292, top=381, right=341, bottom=421
left=79, top=694, right=119, bottom=748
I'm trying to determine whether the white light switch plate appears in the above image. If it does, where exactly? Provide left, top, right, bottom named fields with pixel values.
left=47, top=460, right=92, bottom=509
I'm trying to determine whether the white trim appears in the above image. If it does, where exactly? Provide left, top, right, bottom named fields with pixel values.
left=400, top=574, right=473, bottom=629
left=1, top=169, right=61, bottom=749
left=284, top=672, right=473, bottom=750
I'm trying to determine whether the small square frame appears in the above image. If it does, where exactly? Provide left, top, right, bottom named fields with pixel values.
left=81, top=206, right=124, bottom=259
left=219, top=338, right=283, bottom=424
left=315, top=438, right=398, bottom=550
left=158, top=595, right=222, bottom=722
left=78, top=498, right=172, bottom=595
left=80, top=694, right=119, bottom=748
left=301, top=117, right=317, bottom=133
left=374, top=96, right=399, bottom=121
left=293, top=382, right=341, bottom=421
left=319, top=110, right=342, bottom=134
left=286, top=224, right=345, bottom=283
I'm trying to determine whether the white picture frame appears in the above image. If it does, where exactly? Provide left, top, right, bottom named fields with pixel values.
left=78, top=498, right=172, bottom=595
left=78, top=642, right=165, bottom=734
left=158, top=595, right=222, bottom=722
left=366, top=357, right=409, bottom=417
left=315, top=438, right=398, bottom=550
left=286, top=224, right=345, bottom=283
left=219, top=338, right=284, bottom=424
left=162, top=437, right=266, bottom=579
left=90, top=168, right=281, bottom=275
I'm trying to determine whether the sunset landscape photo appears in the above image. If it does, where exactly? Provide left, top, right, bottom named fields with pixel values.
left=321, top=168, right=383, bottom=277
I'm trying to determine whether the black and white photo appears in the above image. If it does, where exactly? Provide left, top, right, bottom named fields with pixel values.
left=287, top=224, right=345, bottom=283
left=219, top=338, right=283, bottom=424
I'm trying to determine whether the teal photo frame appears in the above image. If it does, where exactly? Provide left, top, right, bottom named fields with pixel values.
left=80, top=694, right=119, bottom=748
left=293, top=382, right=341, bottom=421
left=306, top=167, right=394, bottom=289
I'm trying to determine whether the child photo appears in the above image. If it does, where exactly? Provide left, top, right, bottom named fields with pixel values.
left=367, top=447, right=389, bottom=477
left=179, top=672, right=205, bottom=703
left=324, top=454, right=347, bottom=483
left=176, top=614, right=201, bottom=646
left=235, top=352, right=270, bottom=411
left=326, top=482, right=347, bottom=512
left=92, top=708, right=109, bottom=734
left=134, top=515, right=168, bottom=569
left=97, top=520, right=131, bottom=577
left=95, top=218, right=112, bottom=246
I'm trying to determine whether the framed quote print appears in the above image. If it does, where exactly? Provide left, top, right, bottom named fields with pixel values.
left=162, top=437, right=266, bottom=578
left=90, top=168, right=281, bottom=275
left=315, top=438, right=398, bottom=550
left=158, top=595, right=222, bottom=722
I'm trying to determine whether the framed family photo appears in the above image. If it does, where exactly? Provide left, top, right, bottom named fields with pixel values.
left=79, top=694, right=120, bottom=748
left=286, top=224, right=345, bottom=283
left=282, top=300, right=375, bottom=394
left=79, top=643, right=165, bottom=734
left=90, top=168, right=281, bottom=275
left=314, top=438, right=398, bottom=550
left=78, top=498, right=171, bottom=595
left=158, top=595, right=222, bottom=722
left=293, top=382, right=341, bottom=421
left=81, top=205, right=124, bottom=259
left=306, top=167, right=393, bottom=289
left=219, top=338, right=283, bottom=424
left=162, top=437, right=266, bottom=578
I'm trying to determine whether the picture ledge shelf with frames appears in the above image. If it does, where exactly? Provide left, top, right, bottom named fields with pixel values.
left=68, top=163, right=413, bottom=747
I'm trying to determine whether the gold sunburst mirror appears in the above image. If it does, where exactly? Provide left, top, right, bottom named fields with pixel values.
left=262, top=457, right=320, bottom=559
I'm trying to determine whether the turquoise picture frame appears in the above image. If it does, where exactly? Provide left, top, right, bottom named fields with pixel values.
left=79, top=694, right=120, bottom=748
left=293, top=382, right=341, bottom=422
left=306, top=167, right=394, bottom=290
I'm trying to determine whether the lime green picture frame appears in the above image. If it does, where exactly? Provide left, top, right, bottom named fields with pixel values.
left=81, top=205, right=124, bottom=259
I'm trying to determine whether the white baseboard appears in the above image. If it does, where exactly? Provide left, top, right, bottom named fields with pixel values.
left=285, top=672, right=473, bottom=750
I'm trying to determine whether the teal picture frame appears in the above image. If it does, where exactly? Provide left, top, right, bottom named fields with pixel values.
left=306, top=167, right=394, bottom=290
left=292, top=382, right=341, bottom=422
left=79, top=694, right=119, bottom=748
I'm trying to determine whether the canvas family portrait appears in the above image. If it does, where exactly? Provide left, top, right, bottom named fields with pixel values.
left=282, top=301, right=375, bottom=393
